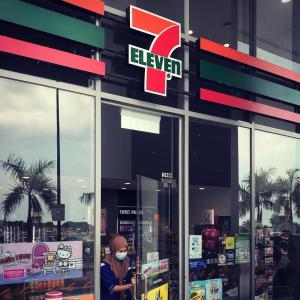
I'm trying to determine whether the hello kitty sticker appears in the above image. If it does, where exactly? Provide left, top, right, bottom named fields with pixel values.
left=0, top=241, right=82, bottom=285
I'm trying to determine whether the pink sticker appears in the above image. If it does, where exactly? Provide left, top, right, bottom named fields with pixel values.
left=4, top=269, right=25, bottom=279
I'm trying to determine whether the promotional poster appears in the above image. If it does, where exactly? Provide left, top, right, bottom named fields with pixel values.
left=142, top=283, right=168, bottom=300
left=236, top=236, right=250, bottom=264
left=190, top=235, right=202, bottom=259
left=188, top=280, right=206, bottom=300
left=0, top=241, right=83, bottom=285
left=142, top=259, right=169, bottom=278
left=205, top=279, right=222, bottom=300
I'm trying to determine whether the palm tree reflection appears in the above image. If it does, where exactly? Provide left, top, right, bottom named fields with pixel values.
left=0, top=154, right=56, bottom=242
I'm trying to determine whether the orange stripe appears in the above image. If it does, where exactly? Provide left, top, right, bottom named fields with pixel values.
left=200, top=38, right=300, bottom=84
left=131, top=6, right=177, bottom=35
left=62, top=0, right=104, bottom=15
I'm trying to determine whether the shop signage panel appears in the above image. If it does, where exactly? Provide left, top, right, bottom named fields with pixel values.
left=199, top=37, right=300, bottom=124
left=0, top=0, right=105, bottom=49
left=200, top=88, right=300, bottom=124
left=0, top=242, right=83, bottom=285
left=62, top=0, right=104, bottom=15
left=128, top=6, right=182, bottom=97
left=200, top=60, right=300, bottom=107
left=0, top=35, right=105, bottom=76
left=0, top=0, right=105, bottom=75
left=200, top=37, right=300, bottom=83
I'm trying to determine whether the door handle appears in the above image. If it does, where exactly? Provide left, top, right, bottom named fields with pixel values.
left=133, top=273, right=146, bottom=300
left=141, top=273, right=148, bottom=300
left=133, top=280, right=137, bottom=300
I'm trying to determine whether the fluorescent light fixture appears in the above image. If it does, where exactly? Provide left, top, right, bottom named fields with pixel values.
left=77, top=179, right=84, bottom=183
left=281, top=0, right=291, bottom=3
left=80, top=185, right=88, bottom=188
left=121, top=187, right=127, bottom=190
left=224, top=43, right=230, bottom=48
left=124, top=182, right=131, bottom=185
left=157, top=189, right=161, bottom=192
left=188, top=30, right=193, bottom=35
left=0, top=187, right=3, bottom=189
left=121, top=108, right=161, bottom=134
left=199, top=187, right=205, bottom=190
left=22, top=176, right=30, bottom=180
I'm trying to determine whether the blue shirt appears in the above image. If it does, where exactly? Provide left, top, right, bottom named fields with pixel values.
left=101, top=261, right=133, bottom=300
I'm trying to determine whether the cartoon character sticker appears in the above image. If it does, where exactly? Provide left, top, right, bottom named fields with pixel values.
left=0, top=241, right=82, bottom=285
left=56, top=244, right=72, bottom=276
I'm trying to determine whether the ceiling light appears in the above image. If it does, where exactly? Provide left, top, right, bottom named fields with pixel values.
left=121, top=187, right=127, bottom=190
left=281, top=0, right=291, bottom=3
left=43, top=188, right=49, bottom=191
left=188, top=30, right=193, bottom=35
left=224, top=43, right=230, bottom=48
left=77, top=179, right=84, bottom=183
left=124, top=182, right=131, bottom=185
left=199, top=187, right=205, bottom=190
left=22, top=176, right=30, bottom=180
left=157, top=189, right=161, bottom=192
left=80, top=185, right=88, bottom=188
left=0, top=187, right=3, bottom=189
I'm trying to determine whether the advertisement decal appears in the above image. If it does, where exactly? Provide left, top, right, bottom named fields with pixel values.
left=0, top=242, right=82, bottom=285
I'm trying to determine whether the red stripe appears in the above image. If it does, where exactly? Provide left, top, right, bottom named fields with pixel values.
left=200, top=38, right=300, bottom=84
left=200, top=88, right=300, bottom=123
left=62, top=0, right=104, bottom=15
left=0, top=35, right=105, bottom=76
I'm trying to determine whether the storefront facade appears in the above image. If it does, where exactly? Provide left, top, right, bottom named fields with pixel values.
left=0, top=1, right=300, bottom=300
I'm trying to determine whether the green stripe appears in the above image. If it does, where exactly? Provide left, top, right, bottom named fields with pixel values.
left=0, top=0, right=104, bottom=49
left=200, top=60, right=300, bottom=106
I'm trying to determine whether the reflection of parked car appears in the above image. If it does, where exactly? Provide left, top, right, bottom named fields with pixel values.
left=62, top=236, right=82, bottom=241
left=45, top=236, right=56, bottom=242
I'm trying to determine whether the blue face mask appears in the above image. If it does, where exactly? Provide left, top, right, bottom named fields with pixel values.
left=115, top=252, right=128, bottom=261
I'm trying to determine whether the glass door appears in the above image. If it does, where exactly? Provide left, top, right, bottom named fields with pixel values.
left=135, top=175, right=176, bottom=300
left=101, top=103, right=180, bottom=300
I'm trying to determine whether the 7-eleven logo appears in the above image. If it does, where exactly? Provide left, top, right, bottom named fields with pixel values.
left=128, top=6, right=182, bottom=97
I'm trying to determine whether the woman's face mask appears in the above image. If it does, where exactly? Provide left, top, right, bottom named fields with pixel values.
left=115, top=251, right=128, bottom=261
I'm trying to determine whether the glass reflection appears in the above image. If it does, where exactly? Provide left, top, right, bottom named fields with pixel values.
left=0, top=78, right=95, bottom=299
left=255, top=130, right=300, bottom=300
left=189, top=122, right=251, bottom=299
left=256, top=0, right=300, bottom=71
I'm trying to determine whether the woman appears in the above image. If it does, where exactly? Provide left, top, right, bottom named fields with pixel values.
left=101, top=235, right=136, bottom=300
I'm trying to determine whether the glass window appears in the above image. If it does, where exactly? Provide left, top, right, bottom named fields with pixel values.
left=190, top=0, right=249, bottom=53
left=105, top=0, right=184, bottom=26
left=256, top=0, right=300, bottom=71
left=59, top=90, right=95, bottom=296
left=255, top=130, right=300, bottom=300
left=189, top=120, right=251, bottom=299
left=101, top=103, right=180, bottom=299
left=189, top=0, right=250, bottom=120
left=0, top=78, right=95, bottom=299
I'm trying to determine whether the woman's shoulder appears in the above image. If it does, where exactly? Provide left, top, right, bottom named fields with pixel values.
left=101, top=261, right=110, bottom=266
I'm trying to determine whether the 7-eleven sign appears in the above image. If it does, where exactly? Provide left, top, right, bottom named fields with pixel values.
left=128, top=6, right=182, bottom=97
